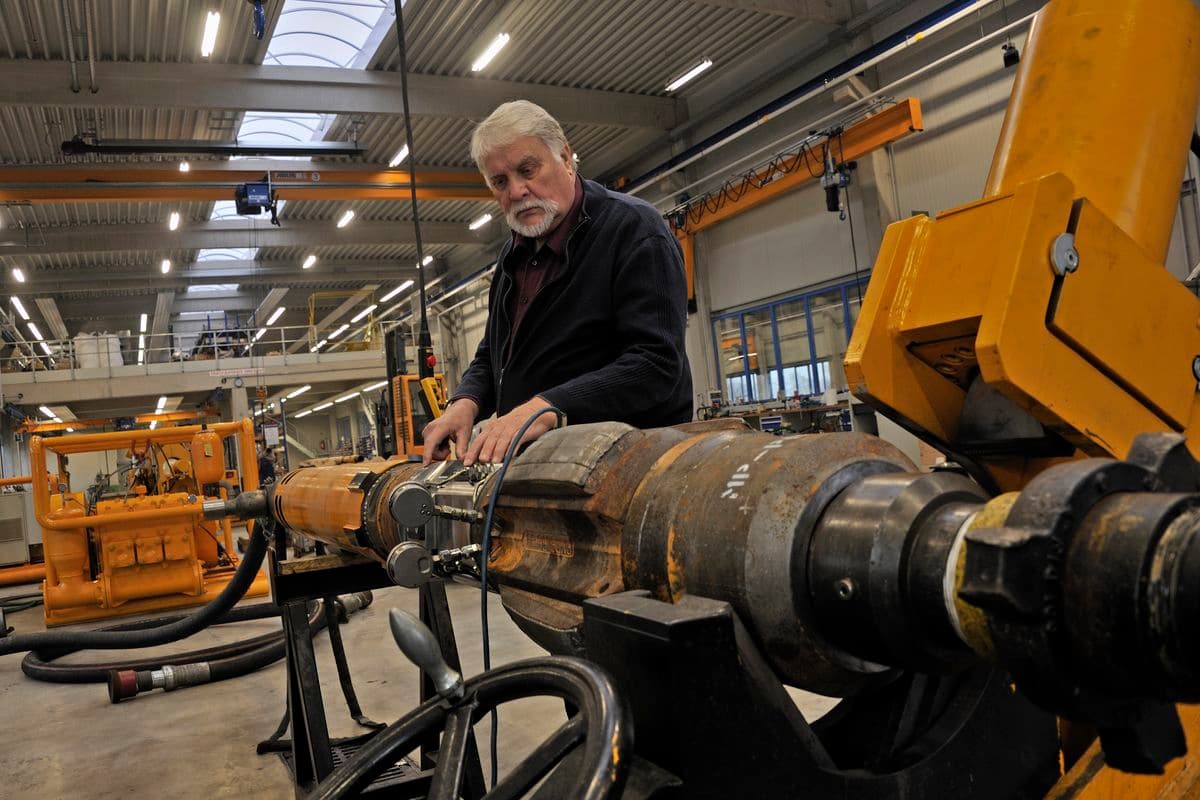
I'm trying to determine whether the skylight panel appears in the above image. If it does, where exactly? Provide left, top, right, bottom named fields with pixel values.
left=186, top=284, right=241, bottom=294
left=265, top=1, right=389, bottom=69
left=196, top=248, right=259, bottom=261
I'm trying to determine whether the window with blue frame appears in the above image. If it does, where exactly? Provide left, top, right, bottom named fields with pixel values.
left=711, top=277, right=867, bottom=403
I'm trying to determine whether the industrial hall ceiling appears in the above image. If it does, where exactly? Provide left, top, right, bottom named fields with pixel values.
left=0, top=0, right=918, bottom=346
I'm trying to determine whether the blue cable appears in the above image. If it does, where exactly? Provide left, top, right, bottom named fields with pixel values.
left=477, top=404, right=565, bottom=785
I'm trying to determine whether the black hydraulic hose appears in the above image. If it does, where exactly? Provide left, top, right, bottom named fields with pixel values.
left=0, top=525, right=269, bottom=657
left=20, top=603, right=294, bottom=684
left=106, top=593, right=373, bottom=703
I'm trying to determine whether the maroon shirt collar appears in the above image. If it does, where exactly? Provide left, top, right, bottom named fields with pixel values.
left=511, top=174, right=585, bottom=255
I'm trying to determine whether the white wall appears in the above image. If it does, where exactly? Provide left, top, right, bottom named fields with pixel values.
left=703, top=181, right=871, bottom=312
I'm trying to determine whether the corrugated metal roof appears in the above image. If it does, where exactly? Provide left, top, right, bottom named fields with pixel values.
left=324, top=113, right=476, bottom=167
left=371, top=0, right=798, bottom=95
left=0, top=105, right=239, bottom=165
left=1, top=200, right=211, bottom=228
left=0, top=0, right=280, bottom=64
left=279, top=198, right=489, bottom=223
left=257, top=243, right=457, bottom=263
left=6, top=248, right=196, bottom=272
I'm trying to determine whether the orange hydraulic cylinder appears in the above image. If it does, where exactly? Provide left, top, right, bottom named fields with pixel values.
left=984, top=0, right=1200, bottom=263
left=0, top=475, right=32, bottom=486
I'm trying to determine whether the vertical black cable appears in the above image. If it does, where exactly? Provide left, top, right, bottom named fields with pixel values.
left=391, top=1, right=435, bottom=379
left=836, top=131, right=865, bottom=303
left=844, top=182, right=864, bottom=304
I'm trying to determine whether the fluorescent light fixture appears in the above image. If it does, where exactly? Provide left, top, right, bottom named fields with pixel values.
left=469, top=213, right=492, bottom=231
left=179, top=161, right=190, bottom=172
left=253, top=328, right=267, bottom=342
left=11, top=297, right=28, bottom=320
left=336, top=210, right=355, bottom=228
left=310, top=339, right=328, bottom=352
left=160, top=259, right=171, bottom=274
left=52, top=417, right=62, bottom=423
left=666, top=58, right=714, bottom=92
left=11, top=268, right=24, bottom=283
left=27, top=322, right=42, bottom=340
left=39, top=342, right=52, bottom=356
left=38, top=406, right=54, bottom=418
left=66, top=427, right=74, bottom=433
left=266, top=306, right=286, bottom=326
left=295, top=410, right=312, bottom=418
left=380, top=280, right=414, bottom=303
left=364, top=380, right=389, bottom=391
left=471, top=32, right=510, bottom=72
left=137, top=334, right=145, bottom=365
left=149, top=420, right=158, bottom=430
left=201, top=11, right=220, bottom=58
left=335, top=392, right=360, bottom=403
left=329, top=324, right=349, bottom=339
left=168, top=211, right=180, bottom=231
left=156, top=396, right=167, bottom=411
left=421, top=255, right=433, bottom=267
left=350, top=304, right=377, bottom=323
left=286, top=385, right=311, bottom=399
left=388, top=145, right=409, bottom=167
left=139, top=313, right=147, bottom=333
left=302, top=254, right=316, bottom=270
left=313, top=402, right=334, bottom=412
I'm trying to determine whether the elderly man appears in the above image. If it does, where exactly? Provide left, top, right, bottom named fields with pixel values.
left=423, top=100, right=692, bottom=465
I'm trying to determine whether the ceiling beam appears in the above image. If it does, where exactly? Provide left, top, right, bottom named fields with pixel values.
left=149, top=291, right=174, bottom=364
left=0, top=60, right=682, bottom=130
left=0, top=219, right=484, bottom=257
left=56, top=293, right=258, bottom=320
left=253, top=288, right=290, bottom=328
left=34, top=297, right=68, bottom=340
left=0, top=165, right=491, bottom=203
left=685, top=0, right=849, bottom=22
left=10, top=260, right=421, bottom=293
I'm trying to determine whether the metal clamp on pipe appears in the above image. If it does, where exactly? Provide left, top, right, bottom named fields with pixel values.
left=386, top=542, right=482, bottom=588
left=388, top=481, right=484, bottom=529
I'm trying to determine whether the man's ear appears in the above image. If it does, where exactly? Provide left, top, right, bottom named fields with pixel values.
left=561, top=144, right=575, bottom=173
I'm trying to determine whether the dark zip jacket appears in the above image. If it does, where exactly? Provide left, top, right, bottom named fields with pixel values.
left=453, top=178, right=692, bottom=428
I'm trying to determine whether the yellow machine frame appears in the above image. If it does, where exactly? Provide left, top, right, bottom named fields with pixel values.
left=845, top=0, right=1200, bottom=794
left=392, top=373, right=447, bottom=458
left=847, top=0, right=1200, bottom=490
left=30, top=419, right=270, bottom=626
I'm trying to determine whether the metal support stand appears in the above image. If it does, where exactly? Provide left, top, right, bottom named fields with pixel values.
left=418, top=580, right=487, bottom=799
left=581, top=591, right=1061, bottom=800
left=263, top=522, right=485, bottom=798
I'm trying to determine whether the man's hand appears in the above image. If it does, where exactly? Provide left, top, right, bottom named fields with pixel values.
left=463, top=396, right=558, bottom=466
left=421, top=398, right=480, bottom=465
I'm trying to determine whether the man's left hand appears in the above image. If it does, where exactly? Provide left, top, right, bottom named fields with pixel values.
left=462, top=396, right=559, bottom=466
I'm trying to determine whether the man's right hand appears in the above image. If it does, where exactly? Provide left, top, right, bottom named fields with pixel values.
left=421, top=398, right=480, bottom=464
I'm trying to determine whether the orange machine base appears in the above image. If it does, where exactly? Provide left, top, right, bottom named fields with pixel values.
left=1048, top=705, right=1200, bottom=799
left=43, top=567, right=271, bottom=627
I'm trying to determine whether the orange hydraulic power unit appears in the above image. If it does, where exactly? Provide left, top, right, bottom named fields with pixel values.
left=30, top=419, right=270, bottom=626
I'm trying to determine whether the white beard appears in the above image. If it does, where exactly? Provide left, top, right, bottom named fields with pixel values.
left=506, top=198, right=562, bottom=238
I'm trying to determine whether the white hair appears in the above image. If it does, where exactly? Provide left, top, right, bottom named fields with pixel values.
left=470, top=100, right=569, bottom=174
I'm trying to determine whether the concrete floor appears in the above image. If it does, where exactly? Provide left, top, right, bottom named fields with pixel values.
left=0, top=577, right=837, bottom=798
